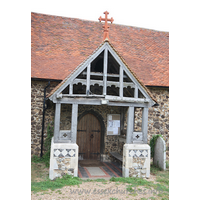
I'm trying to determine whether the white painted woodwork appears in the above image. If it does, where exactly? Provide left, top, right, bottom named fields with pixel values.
left=82, top=71, right=128, bottom=78
left=72, top=78, right=134, bottom=88
left=62, top=94, right=104, bottom=97
left=120, top=66, right=123, bottom=98
left=106, top=44, right=154, bottom=106
left=54, top=103, right=61, bottom=142
left=142, top=107, right=148, bottom=144
left=134, top=85, right=138, bottom=98
left=120, top=107, right=125, bottom=134
left=48, top=41, right=155, bottom=145
left=86, top=63, right=91, bottom=95
left=49, top=45, right=106, bottom=100
left=126, top=106, right=134, bottom=144
left=59, top=130, right=72, bottom=141
left=49, top=42, right=155, bottom=107
left=69, top=83, right=73, bottom=95
left=132, top=132, right=143, bottom=141
left=56, top=93, right=62, bottom=98
left=53, top=97, right=148, bottom=107
left=103, top=48, right=108, bottom=95
left=71, top=103, right=78, bottom=143
left=105, top=95, right=150, bottom=103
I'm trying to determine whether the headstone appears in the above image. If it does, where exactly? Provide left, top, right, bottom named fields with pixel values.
left=153, top=136, right=166, bottom=170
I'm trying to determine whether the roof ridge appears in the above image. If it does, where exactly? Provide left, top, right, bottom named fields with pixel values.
left=31, top=12, right=168, bottom=34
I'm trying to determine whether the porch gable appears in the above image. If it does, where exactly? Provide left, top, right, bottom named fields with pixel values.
left=48, top=40, right=156, bottom=107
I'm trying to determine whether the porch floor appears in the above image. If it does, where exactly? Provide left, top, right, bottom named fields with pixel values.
left=78, top=161, right=122, bottom=179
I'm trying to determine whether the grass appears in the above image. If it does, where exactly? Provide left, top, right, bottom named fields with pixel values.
left=31, top=162, right=49, bottom=182
left=84, top=178, right=108, bottom=183
left=110, top=176, right=155, bottom=188
left=31, top=174, right=82, bottom=192
left=31, top=159, right=169, bottom=199
left=109, top=162, right=169, bottom=199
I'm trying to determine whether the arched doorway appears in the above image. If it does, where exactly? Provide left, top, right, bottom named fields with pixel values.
left=77, top=113, right=101, bottom=160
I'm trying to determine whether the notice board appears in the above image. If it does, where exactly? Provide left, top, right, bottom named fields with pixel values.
left=107, top=114, right=120, bottom=135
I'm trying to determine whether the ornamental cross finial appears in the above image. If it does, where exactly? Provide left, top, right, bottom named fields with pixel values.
left=98, top=11, right=114, bottom=41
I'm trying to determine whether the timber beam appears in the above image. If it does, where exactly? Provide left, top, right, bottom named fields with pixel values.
left=53, top=97, right=149, bottom=107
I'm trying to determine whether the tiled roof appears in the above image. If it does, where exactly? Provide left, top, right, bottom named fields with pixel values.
left=31, top=12, right=169, bottom=87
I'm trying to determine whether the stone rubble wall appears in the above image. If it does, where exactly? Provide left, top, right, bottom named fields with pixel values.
left=31, top=80, right=169, bottom=159
left=31, top=80, right=57, bottom=155
left=148, top=87, right=169, bottom=159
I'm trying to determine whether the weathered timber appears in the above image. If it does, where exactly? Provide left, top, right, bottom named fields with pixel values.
left=49, top=43, right=106, bottom=100
left=72, top=78, right=134, bottom=88
left=132, top=132, right=143, bottom=142
left=142, top=107, right=148, bottom=144
left=49, top=42, right=155, bottom=107
left=59, top=130, right=71, bottom=140
left=53, top=97, right=149, bottom=107
left=120, top=107, right=125, bottom=134
left=69, top=83, right=73, bottom=95
left=103, top=48, right=108, bottom=95
left=77, top=113, right=101, bottom=159
left=105, top=95, right=150, bottom=103
left=106, top=44, right=155, bottom=105
left=126, top=106, right=134, bottom=144
left=120, top=66, right=123, bottom=98
left=54, top=103, right=61, bottom=142
left=82, top=71, right=128, bottom=78
left=134, top=85, right=138, bottom=98
left=86, top=63, right=91, bottom=95
left=62, top=94, right=104, bottom=97
left=71, top=103, right=78, bottom=143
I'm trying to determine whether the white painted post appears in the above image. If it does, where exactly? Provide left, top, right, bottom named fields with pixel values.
left=71, top=103, right=78, bottom=143
left=126, top=106, right=134, bottom=144
left=142, top=107, right=148, bottom=143
left=103, top=49, right=108, bottom=96
left=54, top=103, right=61, bottom=142
left=69, top=83, right=73, bottom=95
left=134, top=85, right=138, bottom=98
left=120, top=107, right=125, bottom=134
left=120, top=66, right=123, bottom=98
left=86, top=63, right=91, bottom=95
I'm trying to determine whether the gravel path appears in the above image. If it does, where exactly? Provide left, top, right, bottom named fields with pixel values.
left=31, top=175, right=162, bottom=200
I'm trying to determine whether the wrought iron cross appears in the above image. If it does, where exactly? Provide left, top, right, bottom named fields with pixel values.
left=98, top=11, right=114, bottom=40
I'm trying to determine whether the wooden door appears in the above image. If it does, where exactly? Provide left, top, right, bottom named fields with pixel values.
left=77, top=113, right=101, bottom=159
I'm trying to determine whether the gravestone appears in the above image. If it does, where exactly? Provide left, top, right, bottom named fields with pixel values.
left=153, top=136, right=166, bottom=170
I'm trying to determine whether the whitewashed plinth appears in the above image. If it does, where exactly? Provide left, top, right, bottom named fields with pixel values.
left=49, top=137, right=79, bottom=180
left=122, top=143, right=150, bottom=178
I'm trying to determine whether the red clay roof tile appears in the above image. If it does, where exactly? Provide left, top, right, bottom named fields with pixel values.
left=31, top=12, right=169, bottom=87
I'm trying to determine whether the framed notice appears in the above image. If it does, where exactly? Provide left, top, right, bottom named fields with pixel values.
left=107, top=114, right=120, bottom=135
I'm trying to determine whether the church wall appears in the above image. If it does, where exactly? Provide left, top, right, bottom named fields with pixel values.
left=148, top=87, right=169, bottom=158
left=31, top=80, right=57, bottom=155
left=31, top=80, right=169, bottom=159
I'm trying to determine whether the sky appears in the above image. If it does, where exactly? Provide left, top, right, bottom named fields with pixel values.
left=31, top=0, right=170, bottom=32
